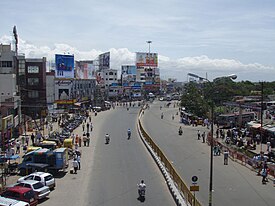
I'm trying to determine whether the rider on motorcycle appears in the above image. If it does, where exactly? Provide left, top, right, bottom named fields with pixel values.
left=179, top=126, right=183, bottom=134
left=127, top=128, right=131, bottom=138
left=138, top=180, right=146, bottom=196
left=105, top=133, right=110, bottom=143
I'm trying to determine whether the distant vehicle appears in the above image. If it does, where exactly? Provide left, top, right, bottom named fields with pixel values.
left=16, top=180, right=50, bottom=200
left=166, top=95, right=172, bottom=101
left=0, top=196, right=30, bottom=206
left=17, top=172, right=55, bottom=190
left=1, top=186, right=38, bottom=206
left=216, top=112, right=255, bottom=128
left=18, top=148, right=68, bottom=175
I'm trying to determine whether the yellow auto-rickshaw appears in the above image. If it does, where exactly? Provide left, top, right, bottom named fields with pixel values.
left=39, top=140, right=57, bottom=150
left=26, top=146, right=42, bottom=153
left=63, top=138, right=73, bottom=149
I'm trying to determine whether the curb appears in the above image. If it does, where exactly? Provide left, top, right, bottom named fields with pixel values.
left=137, top=110, right=188, bottom=206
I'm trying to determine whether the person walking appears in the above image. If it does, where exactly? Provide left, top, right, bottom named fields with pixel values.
left=90, top=122, right=93, bottom=132
left=25, top=135, right=29, bottom=146
left=79, top=136, right=82, bottom=147
left=87, top=133, right=90, bottom=147
left=16, top=140, right=21, bottom=154
left=202, top=131, right=206, bottom=143
left=86, top=122, right=90, bottom=133
left=83, top=135, right=87, bottom=147
left=82, top=123, right=85, bottom=132
left=72, top=158, right=78, bottom=174
left=77, top=154, right=81, bottom=170
left=197, top=130, right=201, bottom=140
left=224, top=149, right=229, bottom=165
left=31, top=133, right=35, bottom=146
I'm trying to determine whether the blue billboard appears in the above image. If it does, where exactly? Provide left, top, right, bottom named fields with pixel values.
left=55, top=54, right=74, bottom=78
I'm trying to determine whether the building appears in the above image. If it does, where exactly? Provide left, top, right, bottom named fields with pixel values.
left=22, top=58, right=47, bottom=119
left=0, top=44, right=21, bottom=148
left=46, top=71, right=55, bottom=114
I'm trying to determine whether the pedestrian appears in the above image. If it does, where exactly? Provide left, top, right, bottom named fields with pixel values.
left=31, top=133, right=35, bottom=146
left=86, top=132, right=90, bottom=147
left=224, top=149, right=229, bottom=165
left=86, top=122, right=89, bottom=133
left=202, top=132, right=206, bottom=143
left=21, top=136, right=25, bottom=146
left=197, top=130, right=201, bottom=140
left=89, top=116, right=91, bottom=122
left=82, top=123, right=85, bottom=132
left=79, top=136, right=82, bottom=147
left=83, top=135, right=87, bottom=147
left=77, top=154, right=81, bottom=170
left=261, top=167, right=268, bottom=184
left=16, top=140, right=21, bottom=154
left=25, top=135, right=29, bottom=146
left=72, top=158, right=78, bottom=174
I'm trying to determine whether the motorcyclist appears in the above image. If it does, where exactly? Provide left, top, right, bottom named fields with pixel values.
left=179, top=126, right=183, bottom=135
left=161, top=113, right=164, bottom=119
left=105, top=133, right=110, bottom=143
left=127, top=128, right=131, bottom=139
left=138, top=180, right=146, bottom=196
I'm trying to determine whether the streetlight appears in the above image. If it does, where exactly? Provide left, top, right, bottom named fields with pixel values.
left=187, top=72, right=237, bottom=206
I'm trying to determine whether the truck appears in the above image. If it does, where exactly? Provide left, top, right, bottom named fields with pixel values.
left=18, top=148, right=68, bottom=176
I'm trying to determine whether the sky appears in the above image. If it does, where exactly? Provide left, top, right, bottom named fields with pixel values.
left=1, top=0, right=275, bottom=82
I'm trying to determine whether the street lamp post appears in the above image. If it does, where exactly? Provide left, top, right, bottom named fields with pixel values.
left=187, top=73, right=237, bottom=206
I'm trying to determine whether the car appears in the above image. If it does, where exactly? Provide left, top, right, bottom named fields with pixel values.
left=17, top=172, right=55, bottom=190
left=1, top=186, right=38, bottom=206
left=16, top=180, right=50, bottom=200
left=0, top=196, right=30, bottom=206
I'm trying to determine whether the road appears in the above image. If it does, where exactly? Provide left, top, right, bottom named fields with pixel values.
left=41, top=105, right=175, bottom=206
left=142, top=100, right=275, bottom=206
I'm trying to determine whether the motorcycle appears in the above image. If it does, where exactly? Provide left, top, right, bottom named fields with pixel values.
left=128, top=132, right=131, bottom=139
left=138, top=188, right=145, bottom=201
left=161, top=114, right=164, bottom=119
left=105, top=135, right=110, bottom=144
left=178, top=129, right=183, bottom=135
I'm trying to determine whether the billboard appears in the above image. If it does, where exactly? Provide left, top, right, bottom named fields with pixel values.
left=136, top=52, right=158, bottom=67
left=121, top=65, right=137, bottom=75
left=99, top=52, right=110, bottom=70
left=55, top=54, right=74, bottom=78
left=75, top=61, right=96, bottom=79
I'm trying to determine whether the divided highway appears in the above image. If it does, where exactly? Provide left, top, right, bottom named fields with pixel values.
left=41, top=106, right=175, bottom=206
left=142, top=100, right=275, bottom=206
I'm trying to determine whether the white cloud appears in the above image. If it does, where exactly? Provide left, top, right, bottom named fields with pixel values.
left=1, top=35, right=274, bottom=82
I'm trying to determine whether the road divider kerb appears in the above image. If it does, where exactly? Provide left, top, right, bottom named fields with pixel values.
left=137, top=109, right=201, bottom=206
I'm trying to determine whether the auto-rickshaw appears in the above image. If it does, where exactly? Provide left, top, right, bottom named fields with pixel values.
left=63, top=138, right=73, bottom=149
left=39, top=140, right=57, bottom=150
left=26, top=146, right=42, bottom=153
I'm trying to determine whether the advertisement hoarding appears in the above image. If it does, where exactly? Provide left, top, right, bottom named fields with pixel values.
left=99, top=52, right=110, bottom=70
left=55, top=54, right=74, bottom=78
left=136, top=52, right=158, bottom=67
left=75, top=61, right=96, bottom=79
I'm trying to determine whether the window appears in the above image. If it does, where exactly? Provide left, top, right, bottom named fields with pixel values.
left=109, top=72, right=113, bottom=75
left=28, top=91, right=39, bottom=98
left=1, top=61, right=12, bottom=67
left=28, top=78, right=39, bottom=86
left=27, top=66, right=39, bottom=73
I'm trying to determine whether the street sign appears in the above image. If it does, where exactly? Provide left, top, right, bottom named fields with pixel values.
left=190, top=185, right=200, bottom=191
left=192, top=176, right=198, bottom=183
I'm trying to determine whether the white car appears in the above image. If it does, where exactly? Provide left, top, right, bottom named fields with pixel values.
left=17, top=172, right=55, bottom=190
left=16, top=180, right=50, bottom=200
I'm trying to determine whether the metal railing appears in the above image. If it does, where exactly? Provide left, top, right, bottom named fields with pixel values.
left=138, top=109, right=202, bottom=206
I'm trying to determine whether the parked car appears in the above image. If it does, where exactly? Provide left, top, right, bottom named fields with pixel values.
left=17, top=172, right=55, bottom=190
left=0, top=196, right=30, bottom=206
left=16, top=180, right=50, bottom=200
left=1, top=186, right=38, bottom=206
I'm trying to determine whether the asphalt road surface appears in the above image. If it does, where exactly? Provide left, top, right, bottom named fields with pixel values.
left=41, top=106, right=175, bottom=206
left=142, top=100, right=275, bottom=206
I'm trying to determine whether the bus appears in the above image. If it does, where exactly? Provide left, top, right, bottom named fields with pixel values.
left=216, top=112, right=256, bottom=128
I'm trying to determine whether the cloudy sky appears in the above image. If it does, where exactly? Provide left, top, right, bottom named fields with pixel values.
left=1, top=0, right=275, bottom=82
